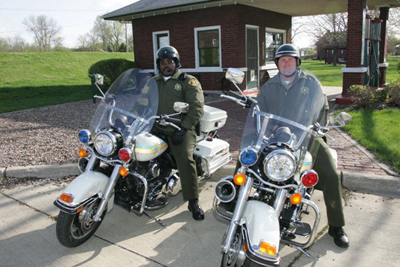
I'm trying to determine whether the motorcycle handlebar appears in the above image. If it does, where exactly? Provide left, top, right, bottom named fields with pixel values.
left=221, top=93, right=255, bottom=108
left=155, top=114, right=182, bottom=131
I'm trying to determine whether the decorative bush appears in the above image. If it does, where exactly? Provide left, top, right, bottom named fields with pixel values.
left=347, top=84, right=390, bottom=109
left=88, top=58, right=137, bottom=90
left=388, top=80, right=400, bottom=107
left=348, top=84, right=373, bottom=108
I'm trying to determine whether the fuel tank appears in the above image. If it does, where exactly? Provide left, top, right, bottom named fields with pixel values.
left=134, top=132, right=168, bottom=162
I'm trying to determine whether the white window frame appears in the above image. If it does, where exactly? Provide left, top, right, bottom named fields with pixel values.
left=194, top=25, right=222, bottom=71
left=152, top=31, right=170, bottom=72
left=264, top=27, right=286, bottom=69
left=245, top=25, right=260, bottom=90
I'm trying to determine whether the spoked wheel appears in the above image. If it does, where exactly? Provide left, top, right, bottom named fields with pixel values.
left=56, top=200, right=106, bottom=247
left=221, top=229, right=243, bottom=267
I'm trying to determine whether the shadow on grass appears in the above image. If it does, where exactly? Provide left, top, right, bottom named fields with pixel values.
left=0, top=85, right=99, bottom=131
left=0, top=85, right=94, bottom=113
left=359, top=109, right=399, bottom=173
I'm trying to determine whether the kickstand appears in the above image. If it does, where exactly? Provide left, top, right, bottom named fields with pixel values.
left=143, top=210, right=167, bottom=229
left=293, top=246, right=320, bottom=261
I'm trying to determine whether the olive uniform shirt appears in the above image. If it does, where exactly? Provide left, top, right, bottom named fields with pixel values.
left=153, top=70, right=204, bottom=135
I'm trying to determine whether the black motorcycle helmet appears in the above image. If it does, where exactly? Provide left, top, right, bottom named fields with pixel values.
left=156, top=45, right=181, bottom=69
left=275, top=44, right=301, bottom=67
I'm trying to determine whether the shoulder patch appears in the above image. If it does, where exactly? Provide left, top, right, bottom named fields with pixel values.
left=188, top=78, right=198, bottom=86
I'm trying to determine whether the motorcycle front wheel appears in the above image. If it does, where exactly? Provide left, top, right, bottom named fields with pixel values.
left=56, top=199, right=106, bottom=247
left=221, top=229, right=243, bottom=267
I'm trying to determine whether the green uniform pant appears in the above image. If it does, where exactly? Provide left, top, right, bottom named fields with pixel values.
left=166, top=129, right=199, bottom=202
left=313, top=139, right=345, bottom=227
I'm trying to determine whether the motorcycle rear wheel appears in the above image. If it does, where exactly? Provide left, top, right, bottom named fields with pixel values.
left=56, top=200, right=106, bottom=247
left=221, top=229, right=242, bottom=267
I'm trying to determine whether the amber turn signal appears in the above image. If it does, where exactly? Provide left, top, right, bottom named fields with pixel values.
left=119, top=166, right=129, bottom=177
left=290, top=193, right=302, bottom=205
left=259, top=241, right=276, bottom=256
left=59, top=193, right=74, bottom=203
left=79, top=149, right=87, bottom=158
left=233, top=173, right=246, bottom=185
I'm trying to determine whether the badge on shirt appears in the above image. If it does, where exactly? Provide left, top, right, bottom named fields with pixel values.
left=300, top=86, right=309, bottom=95
left=188, top=78, right=198, bottom=86
left=174, top=83, right=182, bottom=91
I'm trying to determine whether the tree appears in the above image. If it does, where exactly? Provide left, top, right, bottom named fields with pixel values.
left=92, top=16, right=112, bottom=51
left=291, top=17, right=310, bottom=46
left=308, top=13, right=348, bottom=66
left=388, top=7, right=400, bottom=39
left=23, top=15, right=62, bottom=51
left=109, top=21, right=124, bottom=52
left=387, top=7, right=400, bottom=55
left=0, top=37, right=9, bottom=52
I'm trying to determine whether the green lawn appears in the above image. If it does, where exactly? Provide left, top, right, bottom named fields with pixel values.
left=0, top=52, right=135, bottom=113
left=301, top=55, right=400, bottom=87
left=339, top=108, right=400, bottom=173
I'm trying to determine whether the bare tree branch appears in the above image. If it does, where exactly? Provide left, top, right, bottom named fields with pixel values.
left=23, top=15, right=62, bottom=51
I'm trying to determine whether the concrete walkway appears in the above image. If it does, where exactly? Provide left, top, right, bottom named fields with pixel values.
left=1, top=166, right=400, bottom=267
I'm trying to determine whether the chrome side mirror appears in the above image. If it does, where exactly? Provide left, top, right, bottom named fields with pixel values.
left=225, top=68, right=245, bottom=84
left=334, top=112, right=352, bottom=126
left=95, top=74, right=104, bottom=85
left=173, top=102, right=189, bottom=113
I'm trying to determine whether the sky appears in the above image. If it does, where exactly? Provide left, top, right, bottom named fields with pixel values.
left=0, top=0, right=138, bottom=48
left=0, top=0, right=312, bottom=49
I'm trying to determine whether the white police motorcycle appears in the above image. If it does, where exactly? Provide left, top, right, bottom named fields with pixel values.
left=54, top=68, right=231, bottom=247
left=213, top=68, right=351, bottom=266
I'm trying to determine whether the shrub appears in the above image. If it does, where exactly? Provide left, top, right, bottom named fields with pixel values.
left=388, top=80, right=400, bottom=107
left=348, top=84, right=373, bottom=108
left=88, top=58, right=137, bottom=89
left=373, top=87, right=390, bottom=103
left=347, top=84, right=390, bottom=109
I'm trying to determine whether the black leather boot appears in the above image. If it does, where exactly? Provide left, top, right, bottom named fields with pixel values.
left=329, top=226, right=350, bottom=248
left=188, top=199, right=205, bottom=221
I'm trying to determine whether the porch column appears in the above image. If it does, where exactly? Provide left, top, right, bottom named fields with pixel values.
left=341, top=0, right=367, bottom=97
left=378, top=7, right=389, bottom=87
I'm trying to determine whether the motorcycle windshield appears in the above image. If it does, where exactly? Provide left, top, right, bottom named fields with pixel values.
left=89, top=68, right=158, bottom=144
left=241, top=81, right=325, bottom=154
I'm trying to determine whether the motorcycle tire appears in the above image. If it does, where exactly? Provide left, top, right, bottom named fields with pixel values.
left=56, top=199, right=106, bottom=247
left=243, top=258, right=265, bottom=267
left=220, top=229, right=242, bottom=267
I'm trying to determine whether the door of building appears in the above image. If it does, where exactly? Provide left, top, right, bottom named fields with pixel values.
left=246, top=26, right=259, bottom=89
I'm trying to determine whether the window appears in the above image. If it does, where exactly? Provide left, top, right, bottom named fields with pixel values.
left=152, top=31, right=170, bottom=72
left=265, top=28, right=285, bottom=62
left=195, top=26, right=221, bottom=68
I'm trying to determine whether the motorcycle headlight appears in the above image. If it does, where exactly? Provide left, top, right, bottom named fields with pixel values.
left=239, top=147, right=258, bottom=166
left=263, top=150, right=296, bottom=182
left=94, top=131, right=118, bottom=156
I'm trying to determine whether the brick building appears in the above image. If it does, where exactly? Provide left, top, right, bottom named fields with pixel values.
left=104, top=0, right=400, bottom=95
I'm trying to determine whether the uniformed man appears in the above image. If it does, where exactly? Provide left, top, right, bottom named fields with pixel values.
left=152, top=46, right=205, bottom=221
left=256, top=44, right=350, bottom=248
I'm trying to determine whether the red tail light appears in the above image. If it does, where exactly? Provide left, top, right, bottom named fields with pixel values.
left=301, top=170, right=319, bottom=187
left=119, top=148, right=132, bottom=162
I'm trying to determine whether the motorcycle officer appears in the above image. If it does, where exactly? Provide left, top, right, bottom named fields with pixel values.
left=152, top=45, right=205, bottom=221
left=256, top=44, right=350, bottom=248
